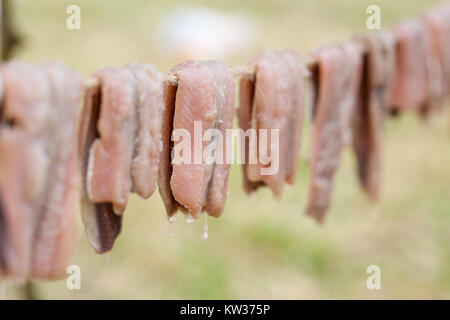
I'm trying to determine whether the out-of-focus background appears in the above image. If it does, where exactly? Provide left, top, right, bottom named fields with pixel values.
left=3, top=0, right=450, bottom=299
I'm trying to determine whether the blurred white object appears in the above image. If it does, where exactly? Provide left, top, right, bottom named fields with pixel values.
left=154, top=6, right=259, bottom=61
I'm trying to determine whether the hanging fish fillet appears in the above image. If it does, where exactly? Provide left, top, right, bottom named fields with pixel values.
left=426, top=3, right=450, bottom=97
left=79, top=64, right=164, bottom=254
left=0, top=61, right=82, bottom=279
left=0, top=62, right=53, bottom=279
left=85, top=67, right=137, bottom=214
left=128, top=64, right=165, bottom=199
left=30, top=63, right=82, bottom=279
left=421, top=9, right=450, bottom=118
left=306, top=42, right=363, bottom=222
left=158, top=60, right=235, bottom=219
left=353, top=32, right=396, bottom=200
left=389, top=20, right=428, bottom=112
left=78, top=78, right=122, bottom=255
left=237, top=50, right=307, bottom=197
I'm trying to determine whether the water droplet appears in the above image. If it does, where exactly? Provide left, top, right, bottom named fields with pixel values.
left=186, top=215, right=196, bottom=224
left=168, top=222, right=174, bottom=237
left=202, top=215, right=209, bottom=241
left=101, top=253, right=111, bottom=265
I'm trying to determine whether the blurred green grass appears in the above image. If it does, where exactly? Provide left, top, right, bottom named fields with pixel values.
left=3, top=0, right=450, bottom=299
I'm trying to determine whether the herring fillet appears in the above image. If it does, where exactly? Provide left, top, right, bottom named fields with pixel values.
left=426, top=3, right=450, bottom=96
left=421, top=10, right=450, bottom=118
left=353, top=32, right=396, bottom=200
left=78, top=77, right=122, bottom=254
left=389, top=20, right=428, bottom=112
left=161, top=60, right=235, bottom=218
left=170, top=61, right=217, bottom=218
left=0, top=62, right=51, bottom=279
left=86, top=68, right=137, bottom=213
left=79, top=64, right=164, bottom=253
left=204, top=63, right=235, bottom=217
left=237, top=50, right=307, bottom=197
left=0, top=61, right=81, bottom=279
left=306, top=43, right=363, bottom=222
left=128, top=64, right=164, bottom=199
left=31, top=63, right=82, bottom=279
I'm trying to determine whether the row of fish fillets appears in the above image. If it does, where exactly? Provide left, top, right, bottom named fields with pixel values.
left=305, top=6, right=450, bottom=221
left=238, top=5, right=450, bottom=223
left=79, top=61, right=235, bottom=254
left=0, top=59, right=235, bottom=279
left=390, top=9, right=450, bottom=117
left=0, top=62, right=82, bottom=280
left=237, top=39, right=393, bottom=223
left=0, top=4, right=449, bottom=280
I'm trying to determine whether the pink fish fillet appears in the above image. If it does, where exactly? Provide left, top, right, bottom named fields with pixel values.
left=237, top=50, right=307, bottom=198
left=128, top=64, right=164, bottom=199
left=86, top=67, right=137, bottom=214
left=159, top=60, right=235, bottom=219
left=353, top=32, right=396, bottom=200
left=426, top=3, right=450, bottom=96
left=0, top=62, right=52, bottom=279
left=0, top=61, right=81, bottom=279
left=79, top=64, right=164, bottom=253
left=31, top=63, right=82, bottom=279
left=389, top=20, right=428, bottom=112
left=306, top=42, right=363, bottom=222
left=421, top=10, right=450, bottom=118
left=78, top=73, right=128, bottom=254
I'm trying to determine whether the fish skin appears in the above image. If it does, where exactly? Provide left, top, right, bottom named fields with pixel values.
left=353, top=32, right=396, bottom=200
left=389, top=20, right=428, bottom=112
left=86, top=68, right=137, bottom=213
left=237, top=74, right=263, bottom=194
left=238, top=50, right=307, bottom=198
left=158, top=81, right=179, bottom=217
left=128, top=64, right=164, bottom=199
left=78, top=77, right=123, bottom=254
left=162, top=60, right=235, bottom=218
left=30, top=63, right=82, bottom=279
left=306, top=43, right=363, bottom=222
left=0, top=62, right=51, bottom=279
